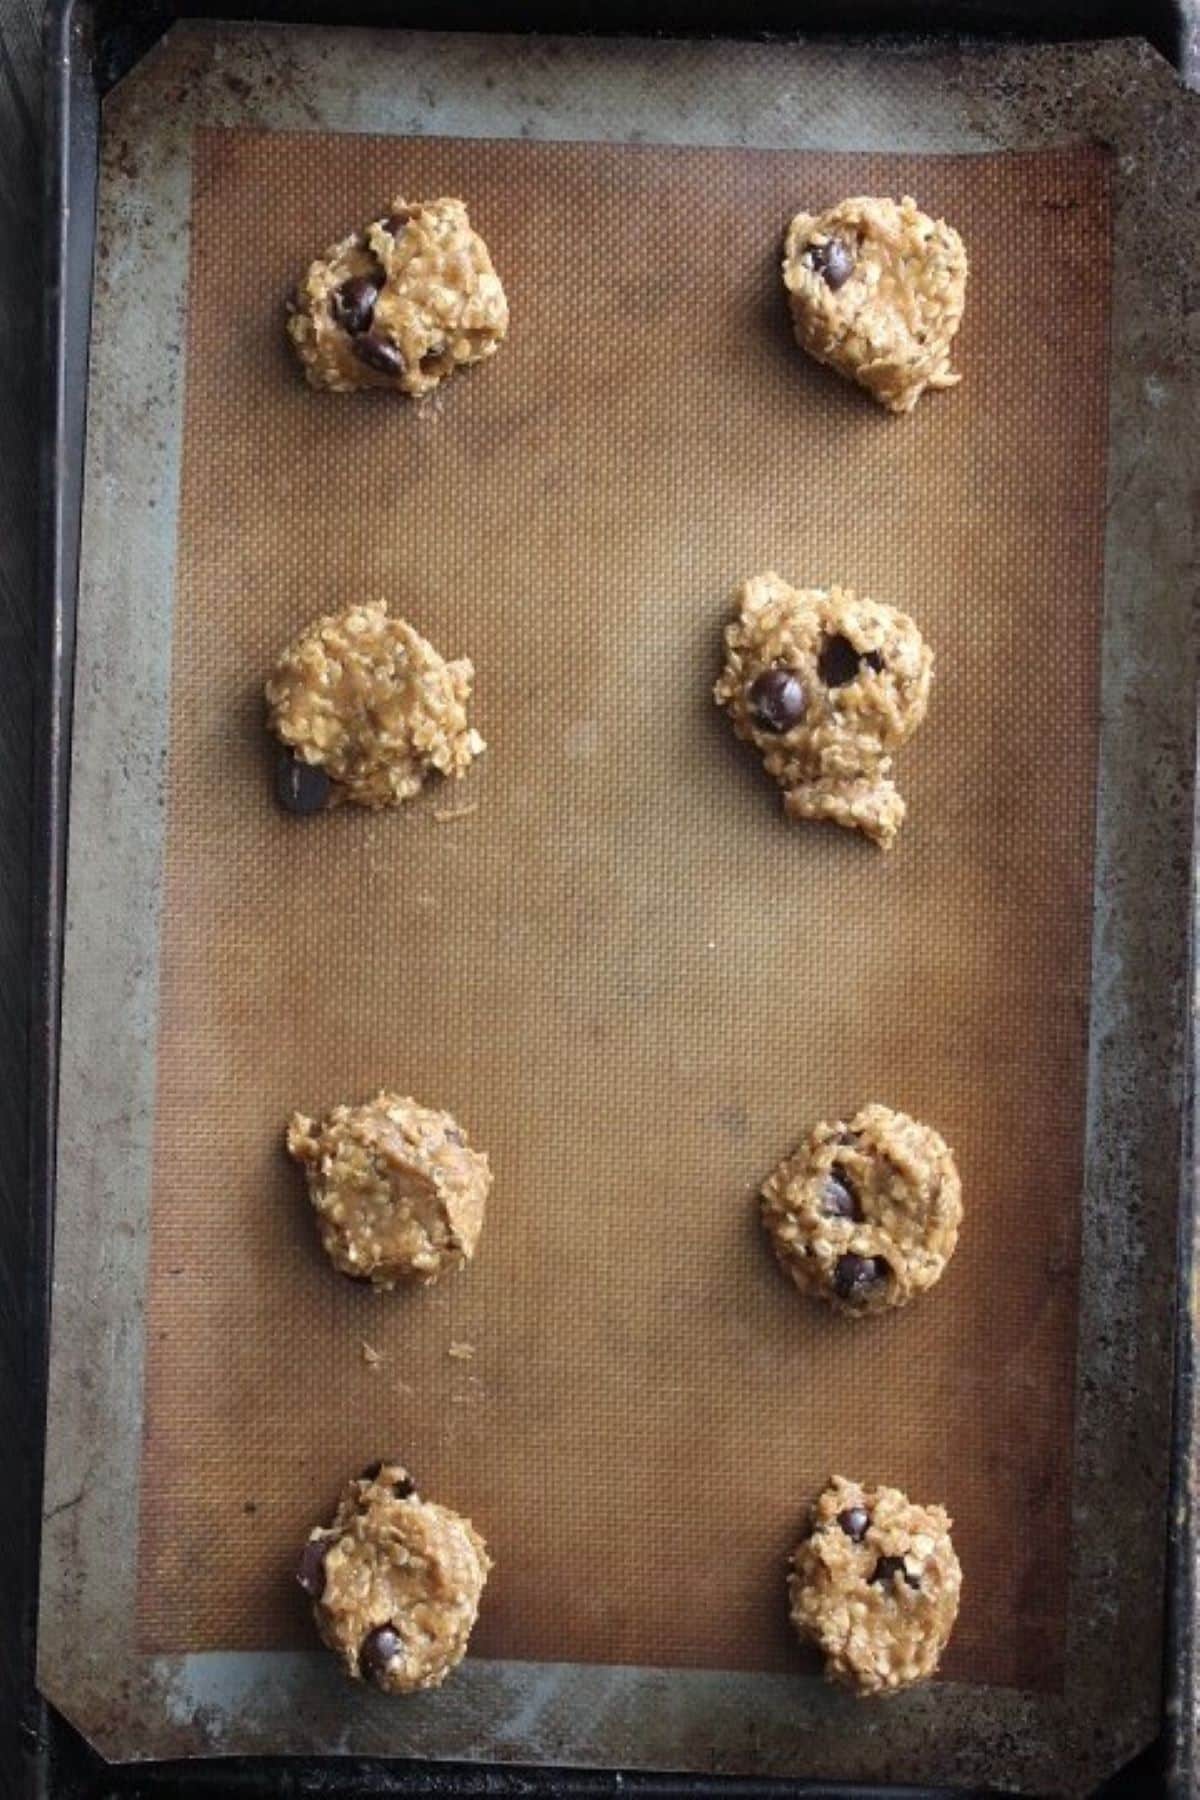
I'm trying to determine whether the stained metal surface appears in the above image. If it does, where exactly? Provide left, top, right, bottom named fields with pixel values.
left=35, top=20, right=1199, bottom=1792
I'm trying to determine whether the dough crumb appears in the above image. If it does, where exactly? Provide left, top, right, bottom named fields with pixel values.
left=448, top=1341, right=475, bottom=1360
left=360, top=1340, right=385, bottom=1369
left=781, top=195, right=967, bottom=413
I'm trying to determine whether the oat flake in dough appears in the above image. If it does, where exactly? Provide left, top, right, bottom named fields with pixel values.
left=714, top=573, right=932, bottom=849
left=782, top=195, right=967, bottom=414
left=760, top=1103, right=961, bottom=1315
left=297, top=1461, right=490, bottom=1693
left=790, top=1476, right=961, bottom=1696
left=287, top=1092, right=491, bottom=1288
left=287, top=197, right=508, bottom=397
left=265, top=602, right=484, bottom=810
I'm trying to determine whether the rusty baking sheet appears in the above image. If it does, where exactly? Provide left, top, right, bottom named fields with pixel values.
left=38, top=21, right=1199, bottom=1793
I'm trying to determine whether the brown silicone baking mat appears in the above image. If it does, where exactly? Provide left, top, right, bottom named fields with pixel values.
left=134, top=126, right=1109, bottom=1690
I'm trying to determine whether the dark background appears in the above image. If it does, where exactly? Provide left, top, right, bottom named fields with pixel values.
left=1, top=4, right=1194, bottom=1797
left=0, top=2, right=42, bottom=1798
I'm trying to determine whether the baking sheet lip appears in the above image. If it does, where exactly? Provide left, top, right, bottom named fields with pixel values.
left=193, top=112, right=1113, bottom=162
left=26, top=0, right=103, bottom=1788
left=37, top=1646, right=1091, bottom=1778
left=1163, top=735, right=1200, bottom=1800
left=32, top=10, right=1194, bottom=1785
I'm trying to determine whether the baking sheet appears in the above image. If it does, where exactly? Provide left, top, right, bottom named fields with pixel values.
left=38, top=23, right=1200, bottom=1793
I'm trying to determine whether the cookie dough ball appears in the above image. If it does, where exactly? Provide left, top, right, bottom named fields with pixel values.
left=760, top=1104, right=961, bottom=1316
left=298, top=1461, right=491, bottom=1693
left=287, top=197, right=508, bottom=396
left=266, top=602, right=485, bottom=811
left=714, top=573, right=932, bottom=849
left=287, top=1093, right=491, bottom=1288
left=789, top=1477, right=961, bottom=1696
left=782, top=196, right=967, bottom=414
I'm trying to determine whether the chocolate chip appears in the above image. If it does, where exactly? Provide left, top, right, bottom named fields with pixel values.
left=384, top=208, right=416, bottom=234
left=748, top=667, right=806, bottom=733
left=421, top=342, right=448, bottom=368
left=296, top=1537, right=329, bottom=1599
left=863, top=649, right=885, bottom=673
left=821, top=1169, right=861, bottom=1221
left=832, top=1253, right=889, bottom=1302
left=872, top=1555, right=920, bottom=1590
left=360, top=1623, right=402, bottom=1686
left=807, top=235, right=854, bottom=290
left=276, top=750, right=330, bottom=816
left=352, top=333, right=405, bottom=378
left=359, top=1461, right=414, bottom=1498
left=330, top=274, right=378, bottom=336
left=838, top=1506, right=870, bottom=1541
left=817, top=634, right=865, bottom=688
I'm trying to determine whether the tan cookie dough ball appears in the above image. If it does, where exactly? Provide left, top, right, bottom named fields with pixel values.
left=789, top=1477, right=961, bottom=1696
left=782, top=196, right=967, bottom=414
left=761, top=1104, right=961, bottom=1316
left=298, top=1461, right=490, bottom=1693
left=287, top=197, right=508, bottom=396
left=714, top=573, right=932, bottom=849
left=287, top=1092, right=491, bottom=1288
left=265, top=602, right=485, bottom=811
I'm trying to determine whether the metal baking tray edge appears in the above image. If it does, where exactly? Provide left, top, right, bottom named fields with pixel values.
left=22, top=3, right=1198, bottom=1795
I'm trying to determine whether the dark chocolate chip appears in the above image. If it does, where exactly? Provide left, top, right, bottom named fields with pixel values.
left=807, top=235, right=855, bottom=290
left=276, top=750, right=330, bottom=816
left=360, top=1623, right=402, bottom=1686
left=384, top=208, right=417, bottom=234
left=296, top=1537, right=329, bottom=1599
left=352, top=333, right=405, bottom=378
left=863, top=649, right=885, bottom=673
left=817, top=634, right=864, bottom=689
left=360, top=1461, right=414, bottom=1498
left=421, top=342, right=448, bottom=367
left=748, top=667, right=806, bottom=733
left=832, top=1252, right=889, bottom=1302
left=872, top=1555, right=920, bottom=1590
left=330, top=274, right=379, bottom=336
left=838, top=1506, right=870, bottom=1541
left=821, top=1168, right=861, bottom=1221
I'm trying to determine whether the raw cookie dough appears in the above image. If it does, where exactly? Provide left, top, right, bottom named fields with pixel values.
left=287, top=1092, right=491, bottom=1288
left=287, top=197, right=508, bottom=396
left=298, top=1460, right=490, bottom=1693
left=782, top=196, right=967, bottom=414
left=266, top=602, right=485, bottom=811
left=789, top=1476, right=961, bottom=1696
left=760, top=1103, right=961, bottom=1315
left=714, top=573, right=932, bottom=849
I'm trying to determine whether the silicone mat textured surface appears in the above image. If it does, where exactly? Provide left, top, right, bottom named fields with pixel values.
left=135, top=129, right=1110, bottom=1694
